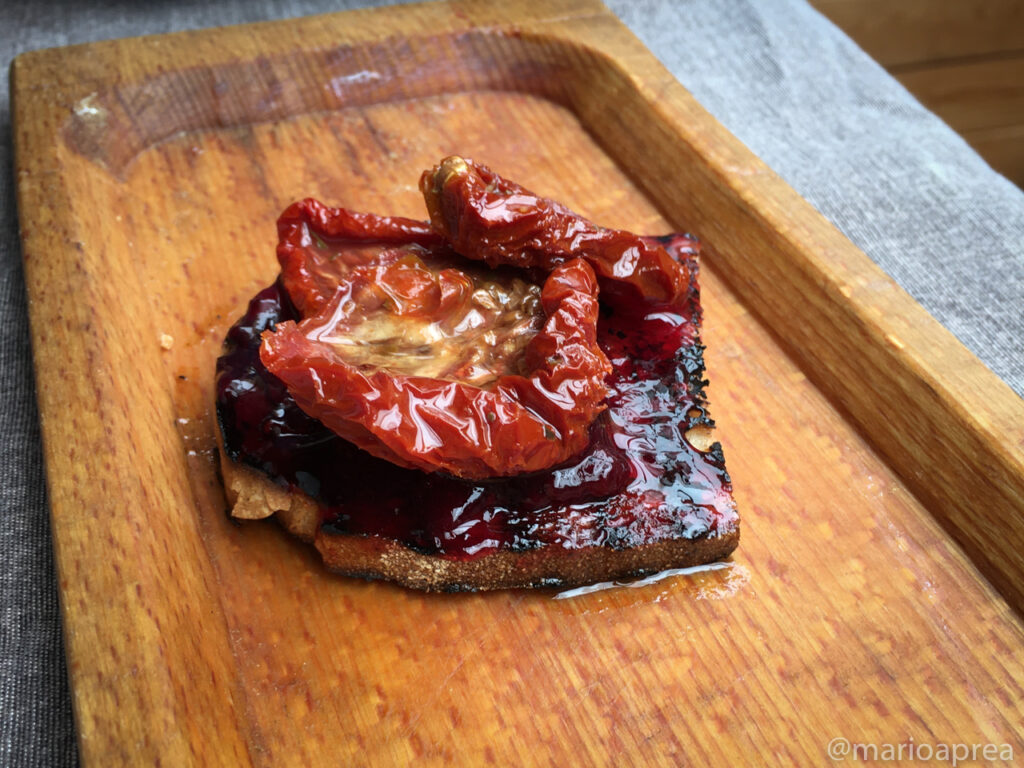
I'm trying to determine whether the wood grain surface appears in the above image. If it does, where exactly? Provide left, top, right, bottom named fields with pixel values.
left=12, top=0, right=1024, bottom=765
left=808, top=0, right=1024, bottom=67
left=894, top=55, right=1024, bottom=134
left=809, top=0, right=1024, bottom=185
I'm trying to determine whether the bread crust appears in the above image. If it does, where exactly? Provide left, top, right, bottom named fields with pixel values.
left=220, top=447, right=739, bottom=592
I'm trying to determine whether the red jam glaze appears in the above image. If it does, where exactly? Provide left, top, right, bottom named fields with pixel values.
left=215, top=235, right=737, bottom=560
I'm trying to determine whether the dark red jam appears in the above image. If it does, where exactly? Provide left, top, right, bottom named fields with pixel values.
left=216, top=257, right=737, bottom=560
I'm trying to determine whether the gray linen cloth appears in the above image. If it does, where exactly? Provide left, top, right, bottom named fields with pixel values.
left=2, top=0, right=1021, bottom=764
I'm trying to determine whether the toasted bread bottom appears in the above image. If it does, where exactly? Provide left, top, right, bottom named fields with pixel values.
left=220, top=448, right=739, bottom=592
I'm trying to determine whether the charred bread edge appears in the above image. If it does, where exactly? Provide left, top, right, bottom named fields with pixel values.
left=219, top=444, right=739, bottom=592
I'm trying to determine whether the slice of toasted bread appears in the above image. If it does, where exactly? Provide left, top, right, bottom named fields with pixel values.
left=216, top=175, right=739, bottom=592
left=219, top=444, right=739, bottom=591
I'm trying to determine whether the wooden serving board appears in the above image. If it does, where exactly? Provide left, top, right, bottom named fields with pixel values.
left=12, top=0, right=1024, bottom=764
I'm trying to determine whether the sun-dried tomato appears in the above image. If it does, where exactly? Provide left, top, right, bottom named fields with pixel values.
left=420, top=156, right=693, bottom=308
left=260, top=240, right=611, bottom=479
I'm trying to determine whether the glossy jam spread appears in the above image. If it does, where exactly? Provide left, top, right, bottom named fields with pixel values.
left=216, top=251, right=737, bottom=561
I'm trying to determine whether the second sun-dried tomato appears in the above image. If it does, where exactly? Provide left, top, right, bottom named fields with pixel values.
left=420, top=156, right=694, bottom=308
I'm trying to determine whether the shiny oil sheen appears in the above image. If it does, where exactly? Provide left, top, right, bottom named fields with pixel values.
left=216, top=277, right=737, bottom=560
left=306, top=257, right=543, bottom=387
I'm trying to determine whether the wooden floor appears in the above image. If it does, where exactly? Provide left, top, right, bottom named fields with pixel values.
left=810, top=0, right=1024, bottom=187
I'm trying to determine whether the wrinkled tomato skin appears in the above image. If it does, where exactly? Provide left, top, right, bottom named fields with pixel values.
left=420, top=157, right=697, bottom=308
left=276, top=197, right=444, bottom=316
